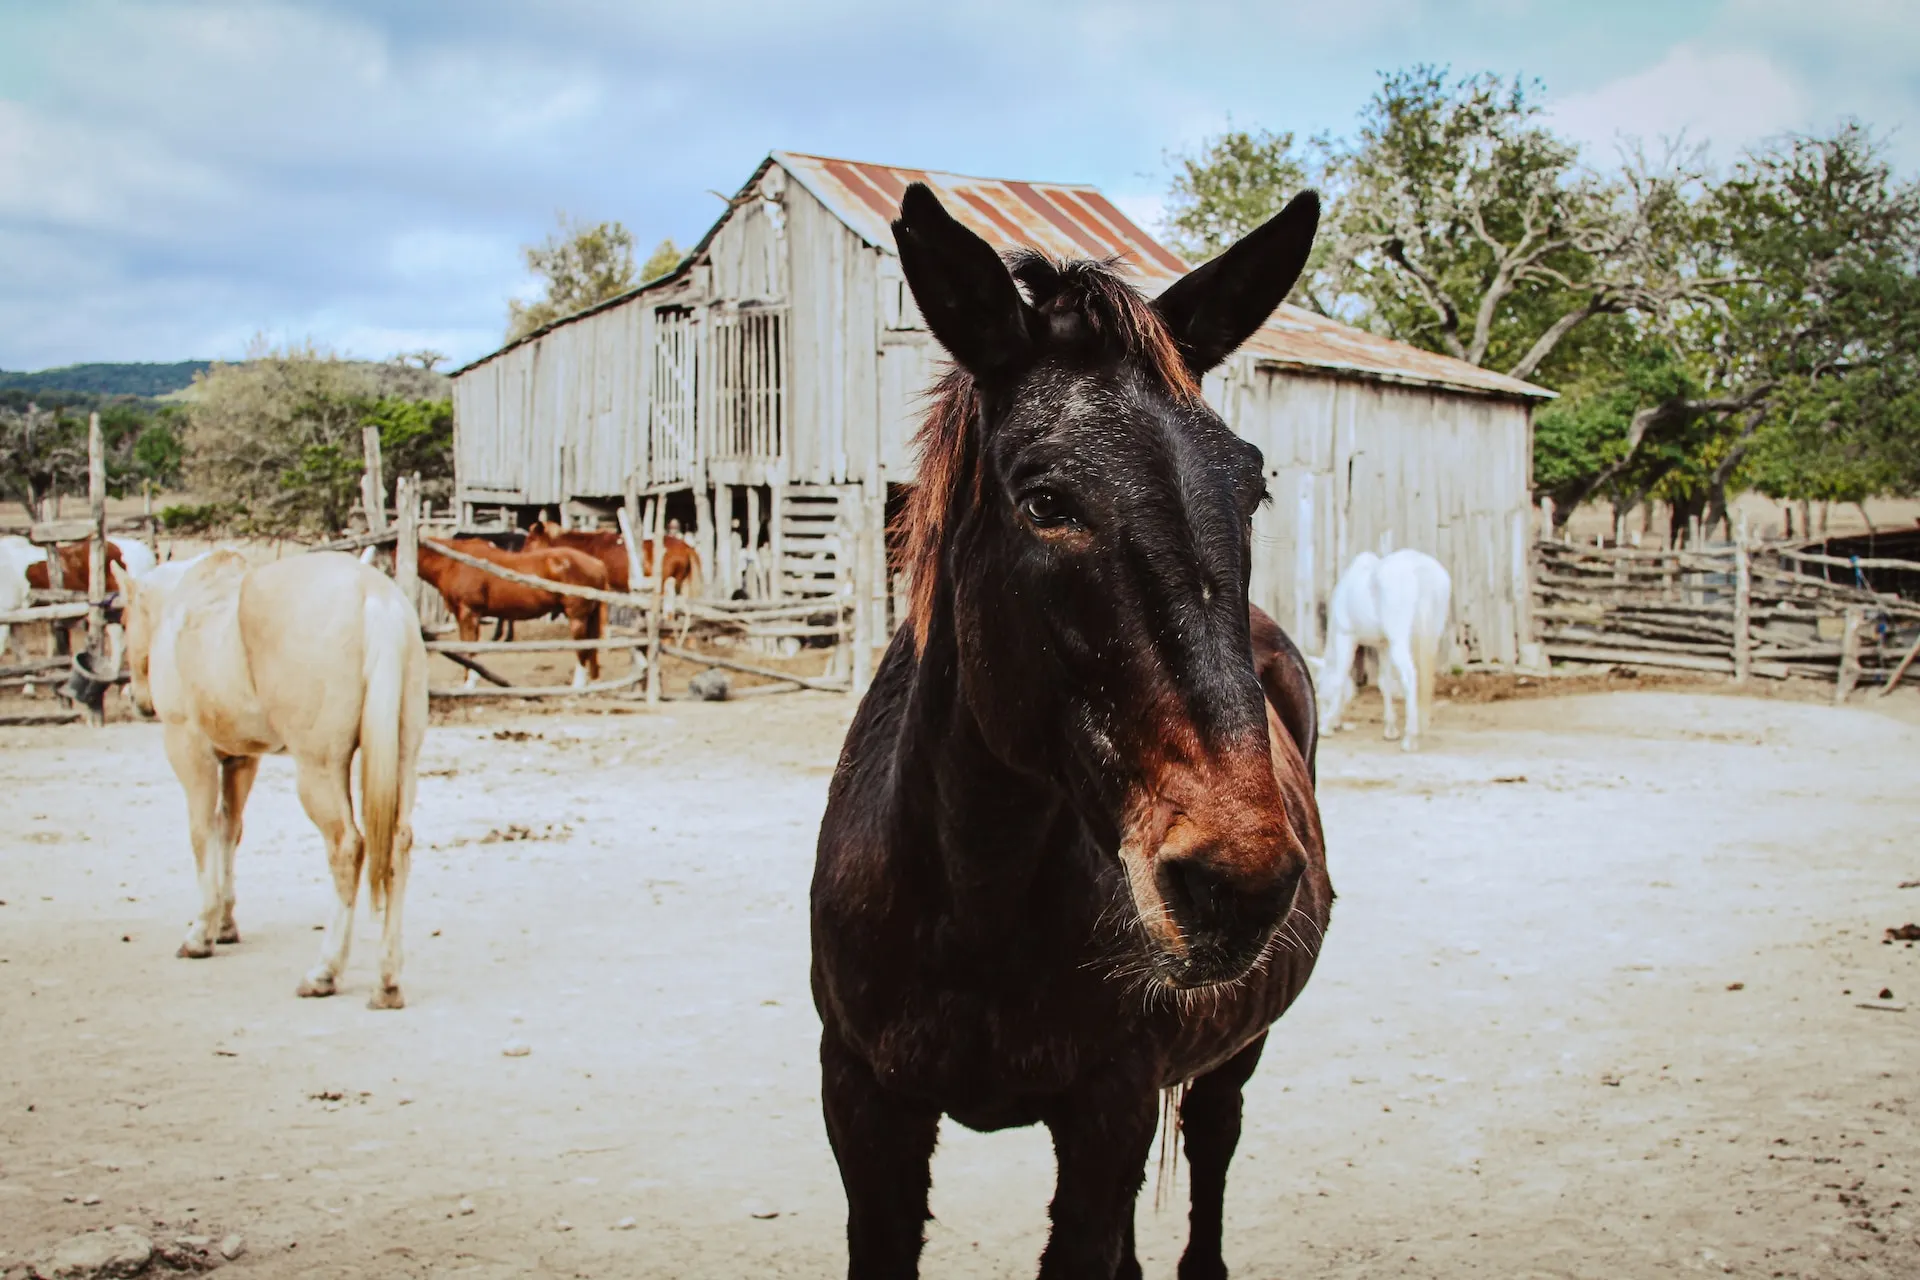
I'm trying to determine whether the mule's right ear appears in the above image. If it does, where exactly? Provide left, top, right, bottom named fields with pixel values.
left=893, top=183, right=1034, bottom=383
left=1154, top=190, right=1320, bottom=376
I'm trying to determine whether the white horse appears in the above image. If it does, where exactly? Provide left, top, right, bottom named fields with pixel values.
left=0, top=535, right=37, bottom=659
left=1310, top=549, right=1452, bottom=752
left=116, top=549, right=428, bottom=1008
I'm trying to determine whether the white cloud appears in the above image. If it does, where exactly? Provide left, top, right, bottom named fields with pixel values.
left=1547, top=44, right=1810, bottom=162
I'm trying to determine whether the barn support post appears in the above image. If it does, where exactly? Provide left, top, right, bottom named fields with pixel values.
left=1835, top=607, right=1864, bottom=705
left=848, top=488, right=872, bottom=696
left=85, top=412, right=107, bottom=725
left=693, top=486, right=716, bottom=598
left=1294, top=473, right=1316, bottom=653
left=645, top=495, right=666, bottom=706
left=394, top=475, right=419, bottom=599
left=1732, top=514, right=1752, bottom=685
left=1510, top=509, right=1535, bottom=669
left=769, top=485, right=785, bottom=601
left=360, top=426, right=387, bottom=533
left=620, top=477, right=646, bottom=593
left=745, top=489, right=763, bottom=601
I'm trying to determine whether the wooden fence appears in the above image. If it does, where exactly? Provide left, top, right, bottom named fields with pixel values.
left=1535, top=533, right=1920, bottom=701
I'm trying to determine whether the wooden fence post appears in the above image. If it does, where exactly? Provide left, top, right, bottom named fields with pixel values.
left=85, top=412, right=108, bottom=725
left=693, top=486, right=716, bottom=599
left=361, top=426, right=387, bottom=533
left=1732, top=515, right=1752, bottom=685
left=1835, top=606, right=1864, bottom=704
left=394, top=475, right=418, bottom=598
left=646, top=495, right=666, bottom=706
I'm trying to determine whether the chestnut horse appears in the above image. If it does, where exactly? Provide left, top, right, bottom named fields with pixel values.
left=522, top=520, right=701, bottom=597
left=812, top=184, right=1330, bottom=1279
left=417, top=539, right=609, bottom=687
left=24, top=538, right=126, bottom=591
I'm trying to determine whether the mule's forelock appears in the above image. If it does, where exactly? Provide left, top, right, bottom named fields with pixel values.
left=897, top=254, right=1201, bottom=655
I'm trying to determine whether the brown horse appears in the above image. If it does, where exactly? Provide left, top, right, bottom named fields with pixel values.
left=417, top=539, right=609, bottom=687
left=811, top=184, right=1329, bottom=1279
left=24, top=539, right=126, bottom=591
left=522, top=520, right=701, bottom=596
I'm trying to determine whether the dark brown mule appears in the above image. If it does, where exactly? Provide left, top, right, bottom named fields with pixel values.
left=416, top=539, right=609, bottom=684
left=521, top=520, right=702, bottom=595
left=812, top=185, right=1330, bottom=1280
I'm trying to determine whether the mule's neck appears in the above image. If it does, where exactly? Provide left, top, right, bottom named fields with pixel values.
left=891, top=614, right=1094, bottom=917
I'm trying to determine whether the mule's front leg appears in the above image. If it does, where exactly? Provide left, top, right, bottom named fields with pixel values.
left=821, top=1031, right=939, bottom=1280
left=1039, top=1071, right=1157, bottom=1280
left=1177, top=1034, right=1267, bottom=1280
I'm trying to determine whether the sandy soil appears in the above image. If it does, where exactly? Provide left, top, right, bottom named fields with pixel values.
left=4, top=686, right=1920, bottom=1279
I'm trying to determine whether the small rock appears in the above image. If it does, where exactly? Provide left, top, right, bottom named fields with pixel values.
left=501, top=1040, right=531, bottom=1058
left=218, top=1234, right=245, bottom=1261
left=742, top=1197, right=780, bottom=1220
left=36, top=1227, right=151, bottom=1279
left=555, top=1219, right=572, bottom=1233
left=457, top=1198, right=475, bottom=1216
left=614, top=1216, right=637, bottom=1231
left=175, top=1235, right=211, bottom=1248
left=1725, top=982, right=1744, bottom=991
left=80, top=1196, right=100, bottom=1206
left=1880, top=987, right=1895, bottom=1000
left=689, top=668, right=731, bottom=701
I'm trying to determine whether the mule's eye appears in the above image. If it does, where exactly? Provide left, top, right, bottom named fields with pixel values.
left=1020, top=490, right=1077, bottom=529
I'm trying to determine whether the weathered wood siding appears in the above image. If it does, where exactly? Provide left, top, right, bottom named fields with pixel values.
left=1217, top=363, right=1534, bottom=664
left=784, top=180, right=880, bottom=486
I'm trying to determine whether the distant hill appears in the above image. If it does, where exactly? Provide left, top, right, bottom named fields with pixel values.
left=0, top=361, right=213, bottom=397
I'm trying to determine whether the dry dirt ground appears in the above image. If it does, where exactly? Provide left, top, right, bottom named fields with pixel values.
left=4, top=684, right=1920, bottom=1279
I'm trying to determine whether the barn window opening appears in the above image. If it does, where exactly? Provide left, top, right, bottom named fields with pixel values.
left=711, top=307, right=788, bottom=461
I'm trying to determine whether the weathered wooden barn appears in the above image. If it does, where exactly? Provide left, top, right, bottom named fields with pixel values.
left=450, top=152, right=1550, bottom=665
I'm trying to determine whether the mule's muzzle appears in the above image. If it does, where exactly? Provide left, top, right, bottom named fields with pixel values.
left=1150, top=847, right=1302, bottom=988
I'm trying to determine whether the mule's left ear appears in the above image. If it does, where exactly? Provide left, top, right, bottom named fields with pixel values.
left=893, top=183, right=1034, bottom=384
left=1154, top=190, right=1320, bottom=376
left=110, top=562, right=135, bottom=600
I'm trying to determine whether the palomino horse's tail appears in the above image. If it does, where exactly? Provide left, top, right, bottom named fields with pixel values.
left=359, top=590, right=412, bottom=911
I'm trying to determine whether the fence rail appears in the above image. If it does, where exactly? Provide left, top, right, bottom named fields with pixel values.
left=1533, top=535, right=1920, bottom=699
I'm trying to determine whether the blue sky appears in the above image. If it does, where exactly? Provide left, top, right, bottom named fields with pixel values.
left=1, top=0, right=1915, bottom=370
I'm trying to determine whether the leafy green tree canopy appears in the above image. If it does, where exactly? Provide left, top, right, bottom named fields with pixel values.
left=507, top=214, right=641, bottom=341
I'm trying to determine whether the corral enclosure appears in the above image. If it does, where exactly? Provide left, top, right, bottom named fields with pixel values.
left=5, top=685, right=1920, bottom=1277
left=451, top=153, right=1550, bottom=666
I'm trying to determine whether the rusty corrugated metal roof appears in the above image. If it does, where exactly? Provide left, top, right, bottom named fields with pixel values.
left=777, top=150, right=1549, bottom=401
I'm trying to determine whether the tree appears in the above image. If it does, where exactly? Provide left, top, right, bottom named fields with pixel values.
left=184, top=345, right=449, bottom=535
left=1329, top=67, right=1725, bottom=384
left=1563, top=125, right=1920, bottom=534
left=507, top=214, right=640, bottom=341
left=0, top=398, right=186, bottom=519
left=641, top=238, right=684, bottom=282
left=1164, top=129, right=1325, bottom=263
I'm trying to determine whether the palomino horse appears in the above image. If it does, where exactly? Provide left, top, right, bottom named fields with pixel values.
left=1310, top=548, right=1453, bottom=752
left=416, top=539, right=610, bottom=687
left=812, top=184, right=1330, bottom=1279
left=522, top=520, right=702, bottom=596
left=115, top=550, right=427, bottom=1008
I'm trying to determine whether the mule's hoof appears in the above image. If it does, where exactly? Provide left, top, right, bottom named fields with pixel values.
left=176, top=941, right=214, bottom=959
left=1176, top=1255, right=1228, bottom=1280
left=367, top=986, right=405, bottom=1011
left=217, top=927, right=241, bottom=945
left=296, top=976, right=338, bottom=998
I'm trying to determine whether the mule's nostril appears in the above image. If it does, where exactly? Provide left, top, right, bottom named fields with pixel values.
left=1157, top=854, right=1232, bottom=934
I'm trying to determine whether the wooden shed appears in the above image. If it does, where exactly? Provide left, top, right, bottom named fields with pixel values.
left=450, top=151, right=1551, bottom=665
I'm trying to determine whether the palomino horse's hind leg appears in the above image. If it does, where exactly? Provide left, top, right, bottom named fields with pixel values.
left=293, top=756, right=362, bottom=999
left=162, top=724, right=230, bottom=959
left=1176, top=1032, right=1269, bottom=1280
left=366, top=762, right=417, bottom=1011
left=215, top=756, right=260, bottom=944
left=1039, top=1071, right=1159, bottom=1278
